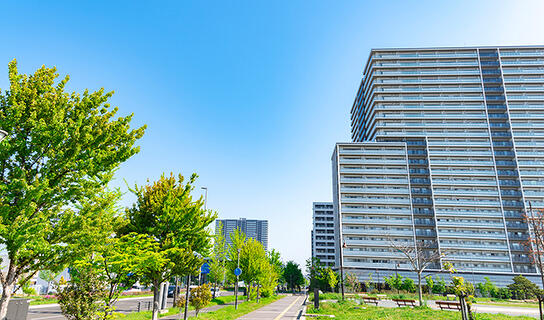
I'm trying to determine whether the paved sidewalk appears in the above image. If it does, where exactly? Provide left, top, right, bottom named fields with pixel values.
left=160, top=299, right=246, bottom=320
left=237, top=295, right=305, bottom=320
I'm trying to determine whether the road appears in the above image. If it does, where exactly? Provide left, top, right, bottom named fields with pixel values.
left=237, top=295, right=306, bottom=320
left=27, top=296, right=169, bottom=320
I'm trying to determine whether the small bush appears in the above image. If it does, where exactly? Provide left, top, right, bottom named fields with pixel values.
left=402, top=278, right=416, bottom=293
left=190, top=284, right=212, bottom=317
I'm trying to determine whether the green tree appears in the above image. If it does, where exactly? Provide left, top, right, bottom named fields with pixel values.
left=386, top=274, right=404, bottom=293
left=238, top=237, right=268, bottom=301
left=57, top=266, right=107, bottom=320
left=433, top=276, right=446, bottom=294
left=268, top=249, right=284, bottom=289
left=122, top=173, right=216, bottom=320
left=345, top=273, right=359, bottom=293
left=424, top=275, right=433, bottom=294
left=323, top=268, right=338, bottom=292
left=0, top=60, right=146, bottom=318
left=401, top=277, right=416, bottom=293
left=476, top=277, right=498, bottom=298
left=283, top=261, right=304, bottom=293
left=190, top=283, right=212, bottom=317
left=208, top=223, right=227, bottom=298
left=508, top=275, right=540, bottom=300
left=306, top=257, right=326, bottom=292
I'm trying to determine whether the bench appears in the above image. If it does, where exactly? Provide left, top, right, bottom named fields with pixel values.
left=436, top=300, right=461, bottom=311
left=392, top=298, right=417, bottom=307
left=362, top=296, right=379, bottom=306
left=376, top=294, right=387, bottom=300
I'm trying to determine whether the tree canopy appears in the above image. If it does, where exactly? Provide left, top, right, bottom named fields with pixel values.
left=0, top=60, right=146, bottom=318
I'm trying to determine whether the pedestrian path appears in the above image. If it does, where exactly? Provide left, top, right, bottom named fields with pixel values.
left=237, top=295, right=305, bottom=320
left=160, top=299, right=246, bottom=320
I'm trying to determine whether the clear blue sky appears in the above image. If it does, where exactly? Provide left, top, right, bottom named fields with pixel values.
left=1, top=0, right=544, bottom=267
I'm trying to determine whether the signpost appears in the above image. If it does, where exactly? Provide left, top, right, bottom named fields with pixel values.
left=235, top=249, right=242, bottom=310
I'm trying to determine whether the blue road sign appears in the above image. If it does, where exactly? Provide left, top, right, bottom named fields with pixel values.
left=234, top=267, right=242, bottom=277
left=201, top=262, right=211, bottom=274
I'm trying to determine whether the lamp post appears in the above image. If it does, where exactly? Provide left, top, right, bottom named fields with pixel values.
left=395, top=263, right=400, bottom=294
left=201, top=187, right=208, bottom=210
left=341, top=242, right=347, bottom=300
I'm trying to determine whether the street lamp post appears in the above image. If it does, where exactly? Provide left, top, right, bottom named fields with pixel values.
left=201, top=187, right=208, bottom=210
left=395, top=263, right=400, bottom=294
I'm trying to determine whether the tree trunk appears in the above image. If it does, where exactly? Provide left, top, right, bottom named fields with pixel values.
left=213, top=281, right=217, bottom=299
left=539, top=296, right=543, bottom=320
left=257, top=282, right=260, bottom=303
left=151, top=280, right=160, bottom=320
left=183, top=275, right=191, bottom=320
left=0, top=282, right=14, bottom=320
left=173, top=277, right=179, bottom=306
left=417, top=272, right=423, bottom=306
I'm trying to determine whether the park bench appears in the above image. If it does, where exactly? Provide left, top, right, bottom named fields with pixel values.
left=436, top=301, right=461, bottom=311
left=392, top=298, right=417, bottom=307
left=362, top=296, right=379, bottom=306
left=376, top=294, right=387, bottom=300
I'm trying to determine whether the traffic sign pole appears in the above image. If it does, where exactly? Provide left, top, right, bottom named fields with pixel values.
left=235, top=249, right=240, bottom=310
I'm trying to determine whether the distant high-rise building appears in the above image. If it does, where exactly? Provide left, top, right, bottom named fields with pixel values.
left=216, top=218, right=269, bottom=251
left=312, top=202, right=336, bottom=267
left=334, top=46, right=544, bottom=285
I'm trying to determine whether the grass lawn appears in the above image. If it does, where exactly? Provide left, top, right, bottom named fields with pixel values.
left=22, top=292, right=154, bottom=306
left=119, top=294, right=250, bottom=319
left=310, top=292, right=540, bottom=308
left=307, top=301, right=534, bottom=320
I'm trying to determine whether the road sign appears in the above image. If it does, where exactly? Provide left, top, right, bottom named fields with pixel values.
left=234, top=267, right=242, bottom=277
left=201, top=262, right=211, bottom=274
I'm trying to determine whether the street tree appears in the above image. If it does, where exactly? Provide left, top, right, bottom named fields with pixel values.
left=525, top=205, right=544, bottom=319
left=283, top=261, right=304, bottom=293
left=238, top=237, right=268, bottom=300
left=208, top=222, right=227, bottom=298
left=122, top=173, right=216, bottom=320
left=388, top=238, right=442, bottom=306
left=0, top=60, right=146, bottom=318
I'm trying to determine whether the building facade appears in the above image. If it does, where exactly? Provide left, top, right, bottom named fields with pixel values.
left=334, top=46, right=544, bottom=285
left=312, top=202, right=336, bottom=267
left=216, top=218, right=269, bottom=251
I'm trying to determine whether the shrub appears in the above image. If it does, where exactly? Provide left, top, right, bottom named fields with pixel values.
left=57, top=268, right=107, bottom=320
left=401, top=277, right=416, bottom=293
left=508, top=275, right=539, bottom=300
left=190, top=284, right=212, bottom=317
left=385, top=274, right=403, bottom=292
left=431, top=276, right=446, bottom=294
left=477, top=277, right=498, bottom=298
left=495, top=287, right=512, bottom=300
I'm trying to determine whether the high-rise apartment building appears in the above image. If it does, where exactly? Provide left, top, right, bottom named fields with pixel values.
left=216, top=218, right=269, bottom=251
left=334, top=46, right=544, bottom=285
left=312, top=202, right=336, bottom=267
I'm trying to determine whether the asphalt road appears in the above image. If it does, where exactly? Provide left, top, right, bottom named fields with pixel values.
left=27, top=296, right=171, bottom=320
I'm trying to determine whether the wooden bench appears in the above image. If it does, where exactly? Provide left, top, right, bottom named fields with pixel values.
left=362, top=296, right=379, bottom=306
left=436, top=300, right=461, bottom=311
left=392, top=298, right=417, bottom=307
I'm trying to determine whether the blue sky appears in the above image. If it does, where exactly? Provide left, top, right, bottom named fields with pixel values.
left=1, top=0, right=544, bottom=267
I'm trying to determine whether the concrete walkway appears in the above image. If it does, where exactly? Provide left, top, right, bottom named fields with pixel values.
left=237, top=295, right=305, bottom=320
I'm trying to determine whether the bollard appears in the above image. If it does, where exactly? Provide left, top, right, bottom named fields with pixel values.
left=137, top=301, right=141, bottom=312
left=147, top=301, right=152, bottom=310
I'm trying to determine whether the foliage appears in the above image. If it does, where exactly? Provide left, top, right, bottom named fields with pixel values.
left=57, top=266, right=107, bottom=320
left=306, top=257, right=327, bottom=291
left=432, top=276, right=446, bottom=294
left=122, top=172, right=217, bottom=320
left=237, top=237, right=268, bottom=300
left=386, top=274, right=404, bottom=292
left=208, top=222, right=227, bottom=297
left=323, top=268, right=338, bottom=292
left=283, top=261, right=304, bottom=291
left=477, top=277, right=498, bottom=298
left=191, top=284, right=213, bottom=317
left=345, top=273, right=359, bottom=293
left=508, top=275, right=539, bottom=300
left=401, top=277, right=416, bottom=293
left=307, top=300, right=534, bottom=320
left=260, top=251, right=281, bottom=297
left=0, top=60, right=145, bottom=318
